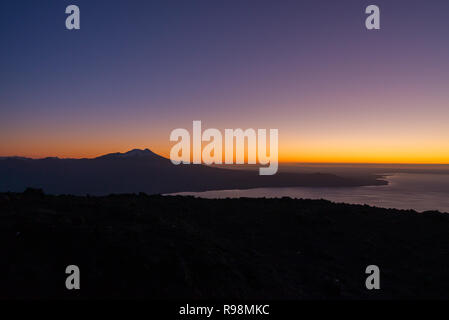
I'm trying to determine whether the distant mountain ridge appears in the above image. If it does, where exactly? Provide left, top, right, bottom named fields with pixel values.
left=0, top=148, right=386, bottom=195
left=0, top=149, right=163, bottom=161
left=0, top=156, right=31, bottom=160
left=95, top=148, right=163, bottom=160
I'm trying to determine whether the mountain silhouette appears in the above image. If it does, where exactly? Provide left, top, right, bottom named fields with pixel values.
left=95, top=148, right=162, bottom=160
left=0, top=149, right=385, bottom=195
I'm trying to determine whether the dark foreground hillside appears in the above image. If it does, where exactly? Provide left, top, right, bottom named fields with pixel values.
left=0, top=189, right=448, bottom=299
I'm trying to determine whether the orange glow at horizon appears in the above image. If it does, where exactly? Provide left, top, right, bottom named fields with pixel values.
left=3, top=0, right=449, bottom=166
left=2, top=142, right=449, bottom=165
left=2, top=110, right=449, bottom=164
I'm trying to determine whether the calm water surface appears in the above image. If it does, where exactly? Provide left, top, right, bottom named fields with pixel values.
left=173, top=173, right=449, bottom=213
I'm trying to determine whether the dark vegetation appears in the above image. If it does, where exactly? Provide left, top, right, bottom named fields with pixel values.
left=1, top=188, right=448, bottom=299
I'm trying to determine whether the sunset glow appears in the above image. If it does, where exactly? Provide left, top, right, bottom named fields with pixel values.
left=1, top=0, right=448, bottom=164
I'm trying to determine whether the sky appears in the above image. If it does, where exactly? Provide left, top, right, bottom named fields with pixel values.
left=1, top=0, right=449, bottom=163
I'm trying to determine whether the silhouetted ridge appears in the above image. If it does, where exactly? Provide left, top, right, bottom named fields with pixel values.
left=95, top=148, right=165, bottom=160
left=0, top=156, right=31, bottom=161
left=0, top=149, right=386, bottom=195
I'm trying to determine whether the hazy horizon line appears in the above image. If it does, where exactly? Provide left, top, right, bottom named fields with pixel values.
left=2, top=149, right=449, bottom=167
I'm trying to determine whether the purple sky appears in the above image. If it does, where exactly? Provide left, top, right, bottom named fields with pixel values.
left=1, top=0, right=448, bottom=162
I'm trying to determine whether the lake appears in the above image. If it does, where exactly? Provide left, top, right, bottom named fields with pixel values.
left=173, top=173, right=449, bottom=213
